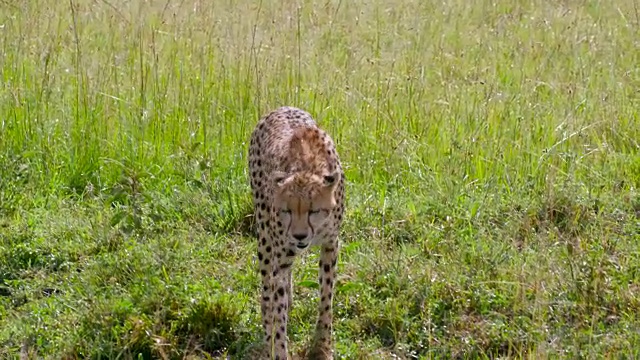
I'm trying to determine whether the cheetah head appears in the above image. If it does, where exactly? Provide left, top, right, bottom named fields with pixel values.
left=272, top=169, right=340, bottom=249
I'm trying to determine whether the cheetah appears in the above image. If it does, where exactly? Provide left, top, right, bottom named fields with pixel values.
left=248, top=107, right=345, bottom=360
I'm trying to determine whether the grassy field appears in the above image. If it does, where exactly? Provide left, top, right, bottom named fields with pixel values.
left=1, top=0, right=639, bottom=358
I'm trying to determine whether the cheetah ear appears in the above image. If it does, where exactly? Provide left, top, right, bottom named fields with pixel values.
left=323, top=169, right=340, bottom=188
left=273, top=171, right=290, bottom=188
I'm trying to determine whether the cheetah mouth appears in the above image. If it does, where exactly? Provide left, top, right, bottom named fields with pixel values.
left=296, top=242, right=310, bottom=249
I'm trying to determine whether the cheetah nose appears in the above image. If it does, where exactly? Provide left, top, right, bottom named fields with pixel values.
left=293, top=233, right=308, bottom=241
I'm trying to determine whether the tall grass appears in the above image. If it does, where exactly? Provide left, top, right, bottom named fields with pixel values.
left=1, top=0, right=639, bottom=358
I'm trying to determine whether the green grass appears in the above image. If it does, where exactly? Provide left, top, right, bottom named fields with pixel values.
left=1, top=0, right=639, bottom=358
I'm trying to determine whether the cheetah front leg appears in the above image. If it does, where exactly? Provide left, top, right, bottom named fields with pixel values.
left=257, top=237, right=276, bottom=358
left=283, top=262, right=294, bottom=318
left=308, top=240, right=339, bottom=360
left=262, top=246, right=294, bottom=360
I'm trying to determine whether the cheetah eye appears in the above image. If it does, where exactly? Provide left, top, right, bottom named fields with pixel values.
left=280, top=209, right=292, bottom=215
left=309, top=209, right=320, bottom=215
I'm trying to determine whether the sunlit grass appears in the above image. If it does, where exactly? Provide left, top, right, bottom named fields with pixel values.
left=1, top=0, right=639, bottom=358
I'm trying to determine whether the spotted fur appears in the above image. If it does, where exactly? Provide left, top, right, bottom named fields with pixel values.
left=248, top=107, right=345, bottom=360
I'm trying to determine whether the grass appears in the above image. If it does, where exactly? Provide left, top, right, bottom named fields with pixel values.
left=1, top=0, right=639, bottom=358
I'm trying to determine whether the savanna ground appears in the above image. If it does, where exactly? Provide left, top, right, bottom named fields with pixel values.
left=1, top=0, right=639, bottom=358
